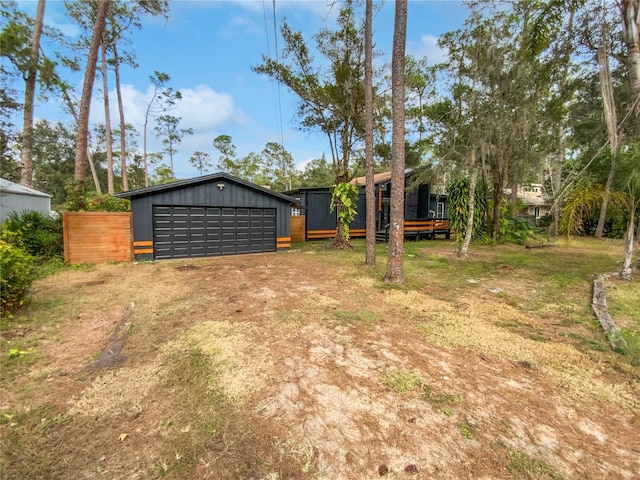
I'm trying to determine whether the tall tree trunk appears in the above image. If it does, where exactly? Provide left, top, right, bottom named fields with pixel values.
left=459, top=155, right=478, bottom=257
left=491, top=156, right=504, bottom=240
left=619, top=198, right=636, bottom=279
left=59, top=80, right=102, bottom=193
left=510, top=174, right=519, bottom=218
left=74, top=0, right=111, bottom=187
left=143, top=116, right=150, bottom=187
left=384, top=0, right=407, bottom=284
left=595, top=32, right=619, bottom=238
left=20, top=0, right=46, bottom=188
left=548, top=9, right=574, bottom=239
left=101, top=41, right=115, bottom=194
left=622, top=0, right=640, bottom=120
left=87, top=142, right=102, bottom=194
left=113, top=44, right=128, bottom=191
left=331, top=127, right=353, bottom=249
left=548, top=126, right=565, bottom=238
left=364, top=0, right=375, bottom=266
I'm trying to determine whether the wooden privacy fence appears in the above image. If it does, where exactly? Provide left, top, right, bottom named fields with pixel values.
left=63, top=212, right=133, bottom=264
left=290, top=215, right=305, bottom=243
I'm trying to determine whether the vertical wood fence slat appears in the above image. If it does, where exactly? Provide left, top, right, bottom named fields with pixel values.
left=290, top=215, right=305, bottom=243
left=63, top=212, right=133, bottom=264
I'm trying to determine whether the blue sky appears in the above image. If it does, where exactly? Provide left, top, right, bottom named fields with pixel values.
left=19, top=0, right=469, bottom=180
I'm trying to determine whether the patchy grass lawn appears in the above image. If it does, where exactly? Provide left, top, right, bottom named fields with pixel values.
left=1, top=238, right=639, bottom=479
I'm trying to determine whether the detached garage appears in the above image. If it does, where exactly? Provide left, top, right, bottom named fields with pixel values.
left=116, top=173, right=298, bottom=261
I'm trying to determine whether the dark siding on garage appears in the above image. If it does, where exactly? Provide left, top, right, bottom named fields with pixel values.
left=116, top=173, right=296, bottom=260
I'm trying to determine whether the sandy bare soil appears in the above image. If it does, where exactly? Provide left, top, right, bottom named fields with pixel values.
left=1, top=242, right=639, bottom=479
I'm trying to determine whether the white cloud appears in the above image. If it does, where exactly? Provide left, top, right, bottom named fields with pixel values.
left=87, top=83, right=248, bottom=172
left=89, top=83, right=245, bottom=132
left=175, top=85, right=248, bottom=131
left=408, top=34, right=448, bottom=65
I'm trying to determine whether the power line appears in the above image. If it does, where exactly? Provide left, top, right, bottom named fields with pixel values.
left=261, top=1, right=271, bottom=59
left=272, top=0, right=285, bottom=150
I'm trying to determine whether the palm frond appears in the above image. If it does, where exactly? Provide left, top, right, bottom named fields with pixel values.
left=560, top=184, right=606, bottom=236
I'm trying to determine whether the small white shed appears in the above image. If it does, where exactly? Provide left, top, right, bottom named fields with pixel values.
left=0, top=178, right=52, bottom=223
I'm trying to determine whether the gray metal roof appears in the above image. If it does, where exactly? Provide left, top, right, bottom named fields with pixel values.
left=0, top=178, right=52, bottom=198
left=115, top=172, right=301, bottom=205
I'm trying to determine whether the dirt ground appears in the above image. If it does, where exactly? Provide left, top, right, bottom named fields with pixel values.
left=1, top=242, right=639, bottom=479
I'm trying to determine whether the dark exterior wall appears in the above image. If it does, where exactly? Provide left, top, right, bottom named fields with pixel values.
left=351, top=190, right=367, bottom=229
left=130, top=180, right=291, bottom=257
left=300, top=188, right=366, bottom=235
left=417, top=184, right=431, bottom=218
left=300, top=177, right=448, bottom=236
left=303, top=190, right=336, bottom=230
left=405, top=190, right=419, bottom=219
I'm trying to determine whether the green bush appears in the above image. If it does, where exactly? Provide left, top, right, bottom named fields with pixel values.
left=1, top=210, right=63, bottom=260
left=502, top=216, right=534, bottom=245
left=0, top=240, right=34, bottom=315
left=447, top=177, right=486, bottom=241
left=85, top=193, right=130, bottom=212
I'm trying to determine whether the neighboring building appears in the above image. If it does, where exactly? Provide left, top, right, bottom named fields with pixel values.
left=115, top=172, right=300, bottom=261
left=506, top=183, right=550, bottom=221
left=0, top=178, right=52, bottom=223
left=287, top=169, right=449, bottom=241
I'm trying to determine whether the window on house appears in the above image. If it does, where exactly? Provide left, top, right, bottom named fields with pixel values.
left=437, top=202, right=445, bottom=218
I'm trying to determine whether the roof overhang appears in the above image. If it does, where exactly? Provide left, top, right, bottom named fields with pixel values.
left=115, top=172, right=302, bottom=206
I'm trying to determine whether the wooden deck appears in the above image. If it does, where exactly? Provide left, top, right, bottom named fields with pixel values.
left=306, top=220, right=450, bottom=242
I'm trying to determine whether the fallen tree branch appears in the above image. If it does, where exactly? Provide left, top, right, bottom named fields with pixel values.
left=591, top=274, right=627, bottom=353
left=91, top=302, right=135, bottom=368
left=525, top=243, right=558, bottom=249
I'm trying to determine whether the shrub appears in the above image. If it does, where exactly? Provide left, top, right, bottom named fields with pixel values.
left=447, top=177, right=486, bottom=241
left=0, top=240, right=34, bottom=315
left=85, top=193, right=130, bottom=212
left=502, top=216, right=534, bottom=245
left=1, top=210, right=63, bottom=260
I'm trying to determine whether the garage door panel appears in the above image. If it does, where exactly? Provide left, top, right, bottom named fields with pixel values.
left=153, top=205, right=276, bottom=259
left=221, top=244, right=237, bottom=255
left=251, top=243, right=267, bottom=252
left=155, top=206, right=171, bottom=215
left=171, top=206, right=189, bottom=215
left=172, top=219, right=189, bottom=228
